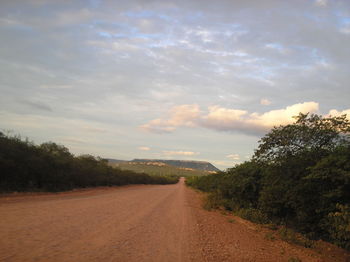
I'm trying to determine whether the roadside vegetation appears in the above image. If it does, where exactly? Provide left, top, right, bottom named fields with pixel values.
left=186, top=113, right=350, bottom=250
left=0, top=132, right=179, bottom=193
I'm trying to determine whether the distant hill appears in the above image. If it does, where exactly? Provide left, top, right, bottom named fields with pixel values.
left=106, top=159, right=220, bottom=177
left=131, top=159, right=220, bottom=172
left=106, top=159, right=127, bottom=164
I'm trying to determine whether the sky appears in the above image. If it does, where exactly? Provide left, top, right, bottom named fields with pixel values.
left=1, top=0, right=350, bottom=169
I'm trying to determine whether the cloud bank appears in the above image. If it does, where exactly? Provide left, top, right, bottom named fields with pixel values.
left=1, top=0, right=350, bottom=169
left=141, top=102, right=349, bottom=136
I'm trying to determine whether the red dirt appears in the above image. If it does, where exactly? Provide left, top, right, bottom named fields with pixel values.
left=0, top=178, right=349, bottom=262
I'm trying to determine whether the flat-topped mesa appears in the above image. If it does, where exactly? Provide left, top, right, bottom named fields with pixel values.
left=131, top=159, right=220, bottom=172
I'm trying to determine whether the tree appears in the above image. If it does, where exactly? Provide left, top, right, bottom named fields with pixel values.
left=186, top=113, right=350, bottom=249
left=40, top=142, right=72, bottom=158
left=254, top=113, right=350, bottom=236
left=254, top=113, right=350, bottom=163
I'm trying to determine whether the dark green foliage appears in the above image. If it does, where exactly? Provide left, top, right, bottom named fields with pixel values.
left=185, top=171, right=226, bottom=192
left=186, top=113, right=350, bottom=250
left=0, top=132, right=179, bottom=192
left=326, top=204, right=350, bottom=250
left=221, top=161, right=263, bottom=210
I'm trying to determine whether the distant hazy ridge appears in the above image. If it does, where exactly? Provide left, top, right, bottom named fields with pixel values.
left=107, top=159, right=220, bottom=172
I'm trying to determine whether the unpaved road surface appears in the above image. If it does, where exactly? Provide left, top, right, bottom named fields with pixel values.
left=0, top=178, right=349, bottom=262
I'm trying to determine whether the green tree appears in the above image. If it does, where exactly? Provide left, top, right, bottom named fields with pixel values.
left=255, top=113, right=350, bottom=236
left=186, top=113, right=350, bottom=249
left=254, top=113, right=350, bottom=163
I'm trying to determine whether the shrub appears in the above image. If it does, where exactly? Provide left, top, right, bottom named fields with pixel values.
left=0, top=133, right=179, bottom=192
left=185, top=114, right=350, bottom=250
left=326, top=204, right=350, bottom=250
left=203, top=191, right=224, bottom=210
left=278, top=227, right=314, bottom=248
left=235, top=208, right=270, bottom=224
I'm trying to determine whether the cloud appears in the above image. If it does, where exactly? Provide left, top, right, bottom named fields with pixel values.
left=60, top=137, right=86, bottom=144
left=226, top=154, right=240, bottom=160
left=1, top=0, right=350, bottom=169
left=260, top=98, right=271, bottom=106
left=328, top=109, right=350, bottom=117
left=21, top=100, right=53, bottom=112
left=340, top=26, right=350, bottom=35
left=81, top=126, right=107, bottom=133
left=211, top=160, right=237, bottom=168
left=140, top=104, right=200, bottom=133
left=168, top=104, right=200, bottom=127
left=40, top=84, right=72, bottom=89
left=246, top=102, right=319, bottom=129
left=162, top=150, right=199, bottom=156
left=139, top=119, right=176, bottom=134
left=204, top=106, right=247, bottom=124
left=314, top=0, right=328, bottom=7
left=55, top=8, right=94, bottom=27
left=138, top=146, right=151, bottom=151
left=141, top=102, right=321, bottom=136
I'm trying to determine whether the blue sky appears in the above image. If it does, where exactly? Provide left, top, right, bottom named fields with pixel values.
left=1, top=0, right=349, bottom=169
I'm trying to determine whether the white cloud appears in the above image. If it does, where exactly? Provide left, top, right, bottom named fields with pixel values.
left=141, top=102, right=321, bottom=135
left=140, top=104, right=200, bottom=133
left=205, top=106, right=247, bottom=124
left=138, top=146, right=151, bottom=151
left=139, top=119, right=176, bottom=134
left=168, top=104, right=200, bottom=127
left=260, top=98, right=271, bottom=105
left=212, top=160, right=238, bottom=168
left=226, top=154, right=240, bottom=160
left=328, top=109, right=350, bottom=118
left=246, top=102, right=319, bottom=129
left=162, top=150, right=199, bottom=156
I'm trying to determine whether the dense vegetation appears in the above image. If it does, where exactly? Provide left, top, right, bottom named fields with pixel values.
left=109, top=161, right=212, bottom=177
left=0, top=132, right=179, bottom=192
left=186, top=113, right=350, bottom=250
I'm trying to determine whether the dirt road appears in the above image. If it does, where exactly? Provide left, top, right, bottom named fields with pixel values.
left=0, top=178, right=349, bottom=262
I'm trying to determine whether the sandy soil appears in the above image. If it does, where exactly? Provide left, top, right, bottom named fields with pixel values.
left=0, top=178, right=349, bottom=262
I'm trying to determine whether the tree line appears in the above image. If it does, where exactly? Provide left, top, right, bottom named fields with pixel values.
left=186, top=113, right=350, bottom=250
left=0, top=132, right=179, bottom=192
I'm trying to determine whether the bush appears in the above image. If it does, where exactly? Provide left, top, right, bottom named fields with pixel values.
left=235, top=208, right=270, bottom=224
left=278, top=227, right=314, bottom=248
left=203, top=192, right=224, bottom=210
left=0, top=132, right=179, bottom=193
left=185, top=114, right=350, bottom=250
left=326, top=204, right=350, bottom=250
